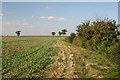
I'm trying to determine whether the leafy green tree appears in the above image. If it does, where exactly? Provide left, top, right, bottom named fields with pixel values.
left=15, top=31, right=21, bottom=36
left=61, top=29, right=67, bottom=35
left=58, top=29, right=67, bottom=36
left=65, top=33, right=76, bottom=43
left=51, top=32, right=56, bottom=36
left=76, top=20, right=93, bottom=40
left=76, top=19, right=119, bottom=48
left=70, top=33, right=76, bottom=39
left=69, top=33, right=76, bottom=43
left=58, top=31, right=62, bottom=36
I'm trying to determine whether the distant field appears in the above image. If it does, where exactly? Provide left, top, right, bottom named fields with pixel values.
left=2, top=36, right=119, bottom=78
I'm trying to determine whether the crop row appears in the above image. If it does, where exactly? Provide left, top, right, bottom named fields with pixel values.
left=2, top=37, right=60, bottom=78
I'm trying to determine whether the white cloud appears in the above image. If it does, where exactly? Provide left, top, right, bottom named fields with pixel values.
left=40, top=16, right=47, bottom=19
left=39, top=16, right=66, bottom=21
left=47, top=16, right=55, bottom=20
left=57, top=17, right=66, bottom=21
left=40, top=16, right=55, bottom=20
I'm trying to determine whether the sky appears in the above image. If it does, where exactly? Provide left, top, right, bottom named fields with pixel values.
left=2, top=2, right=118, bottom=36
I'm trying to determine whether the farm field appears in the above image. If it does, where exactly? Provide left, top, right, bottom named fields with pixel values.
left=2, top=36, right=63, bottom=78
left=2, top=36, right=119, bottom=78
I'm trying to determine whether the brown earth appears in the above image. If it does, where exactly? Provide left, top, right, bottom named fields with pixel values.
left=47, top=40, right=105, bottom=78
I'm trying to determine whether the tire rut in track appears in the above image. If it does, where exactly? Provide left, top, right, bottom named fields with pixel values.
left=46, top=40, right=78, bottom=78
left=50, top=41, right=103, bottom=78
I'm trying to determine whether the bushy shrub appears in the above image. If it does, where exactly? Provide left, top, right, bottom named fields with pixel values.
left=97, top=40, right=109, bottom=54
left=70, top=33, right=76, bottom=42
left=85, top=40, right=94, bottom=50
left=72, top=36, right=86, bottom=47
left=65, top=18, right=120, bottom=63
left=65, top=33, right=76, bottom=43
left=64, top=36, right=71, bottom=43
left=107, top=42, right=120, bottom=63
left=72, top=36, right=81, bottom=46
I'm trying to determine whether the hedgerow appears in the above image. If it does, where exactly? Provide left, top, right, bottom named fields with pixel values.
left=66, top=18, right=120, bottom=63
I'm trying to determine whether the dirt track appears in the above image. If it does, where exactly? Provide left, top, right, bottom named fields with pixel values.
left=46, top=40, right=104, bottom=78
left=46, top=40, right=78, bottom=78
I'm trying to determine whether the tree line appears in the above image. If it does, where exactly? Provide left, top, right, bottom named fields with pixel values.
left=51, top=29, right=67, bottom=36
left=15, top=29, right=67, bottom=36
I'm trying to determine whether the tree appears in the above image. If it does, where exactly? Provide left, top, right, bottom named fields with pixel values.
left=65, top=33, right=76, bottom=43
left=76, top=20, right=92, bottom=40
left=58, top=31, right=62, bottom=36
left=70, top=33, right=76, bottom=39
left=15, top=31, right=21, bottom=36
left=58, top=29, right=67, bottom=36
left=51, top=32, right=56, bottom=36
left=61, top=29, right=67, bottom=35
left=69, top=33, right=76, bottom=43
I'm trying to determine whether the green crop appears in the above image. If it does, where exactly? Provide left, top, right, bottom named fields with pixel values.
left=2, top=36, right=63, bottom=78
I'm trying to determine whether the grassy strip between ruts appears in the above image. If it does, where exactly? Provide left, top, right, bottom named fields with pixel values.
left=63, top=41, right=119, bottom=78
